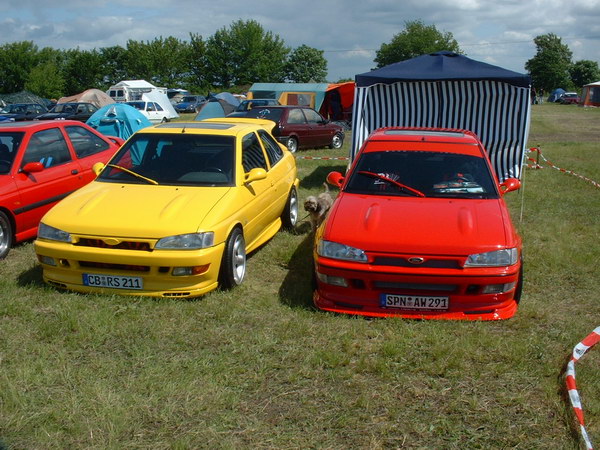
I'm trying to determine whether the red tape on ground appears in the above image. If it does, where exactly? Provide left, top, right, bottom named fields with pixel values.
left=296, top=156, right=350, bottom=160
left=566, top=326, right=600, bottom=450
left=527, top=148, right=600, bottom=189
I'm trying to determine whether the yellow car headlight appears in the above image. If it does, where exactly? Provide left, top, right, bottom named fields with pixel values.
left=37, top=223, right=72, bottom=243
left=155, top=232, right=214, bottom=250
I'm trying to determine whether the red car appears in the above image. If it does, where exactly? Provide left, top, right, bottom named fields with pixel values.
left=313, top=128, right=523, bottom=320
left=243, top=105, right=344, bottom=153
left=0, top=120, right=123, bottom=259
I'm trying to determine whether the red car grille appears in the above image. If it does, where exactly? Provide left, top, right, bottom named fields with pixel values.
left=75, top=238, right=151, bottom=251
left=79, top=261, right=150, bottom=272
left=372, top=256, right=461, bottom=269
left=373, top=281, right=458, bottom=293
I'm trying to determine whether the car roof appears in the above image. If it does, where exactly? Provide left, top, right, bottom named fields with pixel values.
left=135, top=118, right=277, bottom=137
left=362, top=127, right=485, bottom=157
left=0, top=119, right=85, bottom=131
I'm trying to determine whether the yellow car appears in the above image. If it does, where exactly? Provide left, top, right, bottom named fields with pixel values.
left=34, top=118, right=299, bottom=297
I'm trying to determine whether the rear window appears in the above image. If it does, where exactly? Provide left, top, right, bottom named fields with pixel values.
left=245, top=108, right=284, bottom=122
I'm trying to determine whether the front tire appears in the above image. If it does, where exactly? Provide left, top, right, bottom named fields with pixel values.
left=282, top=187, right=298, bottom=229
left=220, top=228, right=246, bottom=289
left=0, top=211, right=13, bottom=260
left=286, top=137, right=298, bottom=153
left=329, top=132, right=344, bottom=149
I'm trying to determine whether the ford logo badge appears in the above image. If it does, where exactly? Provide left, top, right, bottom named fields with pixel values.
left=408, top=257, right=425, bottom=265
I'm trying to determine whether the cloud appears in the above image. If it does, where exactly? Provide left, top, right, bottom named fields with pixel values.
left=0, top=0, right=598, bottom=81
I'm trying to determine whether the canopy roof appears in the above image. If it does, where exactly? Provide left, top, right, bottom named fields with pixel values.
left=351, top=52, right=531, bottom=182
left=356, top=51, right=531, bottom=88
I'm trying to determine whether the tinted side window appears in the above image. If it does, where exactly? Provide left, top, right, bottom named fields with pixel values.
left=242, top=132, right=267, bottom=172
left=304, top=109, right=323, bottom=123
left=65, top=125, right=110, bottom=158
left=258, top=130, right=283, bottom=166
left=22, top=128, right=72, bottom=168
left=287, top=109, right=305, bottom=124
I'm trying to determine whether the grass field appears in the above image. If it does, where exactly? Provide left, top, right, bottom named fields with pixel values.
left=1, top=103, right=599, bottom=449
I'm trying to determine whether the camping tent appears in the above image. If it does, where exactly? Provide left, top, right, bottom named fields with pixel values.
left=58, top=89, right=115, bottom=108
left=547, top=88, right=566, bottom=103
left=141, top=90, right=179, bottom=121
left=194, top=95, right=239, bottom=121
left=86, top=103, right=152, bottom=140
left=580, top=81, right=600, bottom=107
left=247, top=82, right=355, bottom=121
left=352, top=51, right=531, bottom=181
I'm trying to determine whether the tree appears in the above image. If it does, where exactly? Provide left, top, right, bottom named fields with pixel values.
left=188, top=33, right=209, bottom=92
left=205, top=19, right=288, bottom=87
left=25, top=61, right=65, bottom=99
left=570, top=60, right=600, bottom=89
left=525, top=33, right=573, bottom=92
left=61, top=49, right=105, bottom=95
left=124, top=37, right=191, bottom=88
left=99, top=45, right=128, bottom=89
left=0, top=41, right=41, bottom=93
left=374, top=20, right=461, bottom=68
left=285, top=45, right=327, bottom=83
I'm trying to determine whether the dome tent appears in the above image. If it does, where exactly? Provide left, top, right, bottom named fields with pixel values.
left=352, top=51, right=531, bottom=182
left=86, top=103, right=151, bottom=140
left=58, top=89, right=115, bottom=108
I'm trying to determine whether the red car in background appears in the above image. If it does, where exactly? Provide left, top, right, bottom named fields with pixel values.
left=0, top=120, right=123, bottom=259
left=242, top=105, right=344, bottom=153
left=313, top=127, right=523, bottom=320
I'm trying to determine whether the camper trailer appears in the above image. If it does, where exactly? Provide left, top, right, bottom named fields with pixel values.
left=107, top=80, right=167, bottom=103
left=107, top=80, right=179, bottom=122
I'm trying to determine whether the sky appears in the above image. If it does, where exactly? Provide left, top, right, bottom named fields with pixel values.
left=2, top=0, right=600, bottom=83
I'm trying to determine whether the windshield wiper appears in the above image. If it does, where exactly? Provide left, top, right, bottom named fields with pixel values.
left=357, top=171, right=425, bottom=197
left=105, top=164, right=159, bottom=185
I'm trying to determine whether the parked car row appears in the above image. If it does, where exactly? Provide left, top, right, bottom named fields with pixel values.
left=1, top=115, right=523, bottom=321
left=0, top=103, right=48, bottom=122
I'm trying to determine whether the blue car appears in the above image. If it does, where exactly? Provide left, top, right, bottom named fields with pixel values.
left=175, top=95, right=206, bottom=113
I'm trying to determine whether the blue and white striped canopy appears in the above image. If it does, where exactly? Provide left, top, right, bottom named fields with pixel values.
left=352, top=52, right=531, bottom=182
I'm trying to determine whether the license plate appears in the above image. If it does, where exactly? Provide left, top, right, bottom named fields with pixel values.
left=82, top=273, right=143, bottom=290
left=380, top=294, right=449, bottom=310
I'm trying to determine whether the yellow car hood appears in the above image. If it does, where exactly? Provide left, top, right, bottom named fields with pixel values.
left=42, top=181, right=233, bottom=238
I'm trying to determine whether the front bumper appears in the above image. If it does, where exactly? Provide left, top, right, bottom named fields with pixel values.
left=34, top=237, right=225, bottom=298
left=313, top=258, right=521, bottom=320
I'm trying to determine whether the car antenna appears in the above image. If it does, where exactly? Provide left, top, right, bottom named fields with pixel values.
left=181, top=125, right=186, bottom=134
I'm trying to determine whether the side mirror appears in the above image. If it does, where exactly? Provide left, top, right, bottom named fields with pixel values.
left=499, top=177, right=521, bottom=195
left=92, top=162, right=105, bottom=176
left=244, top=167, right=267, bottom=184
left=326, top=171, right=345, bottom=188
left=21, top=162, right=44, bottom=173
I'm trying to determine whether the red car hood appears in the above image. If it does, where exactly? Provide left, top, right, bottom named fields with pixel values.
left=323, top=193, right=512, bottom=255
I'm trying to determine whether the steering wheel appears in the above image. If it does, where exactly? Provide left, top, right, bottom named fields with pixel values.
left=204, top=167, right=224, bottom=173
left=0, top=159, right=11, bottom=167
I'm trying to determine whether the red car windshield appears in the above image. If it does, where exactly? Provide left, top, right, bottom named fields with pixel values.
left=345, top=150, right=499, bottom=199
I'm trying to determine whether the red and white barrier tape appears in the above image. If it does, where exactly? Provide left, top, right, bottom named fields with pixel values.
left=566, top=326, right=600, bottom=450
left=527, top=148, right=600, bottom=189
left=296, top=156, right=350, bottom=160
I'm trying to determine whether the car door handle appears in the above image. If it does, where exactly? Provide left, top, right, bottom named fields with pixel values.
left=71, top=169, right=79, bottom=175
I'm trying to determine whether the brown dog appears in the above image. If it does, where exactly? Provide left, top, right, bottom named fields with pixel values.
left=304, top=183, right=334, bottom=231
